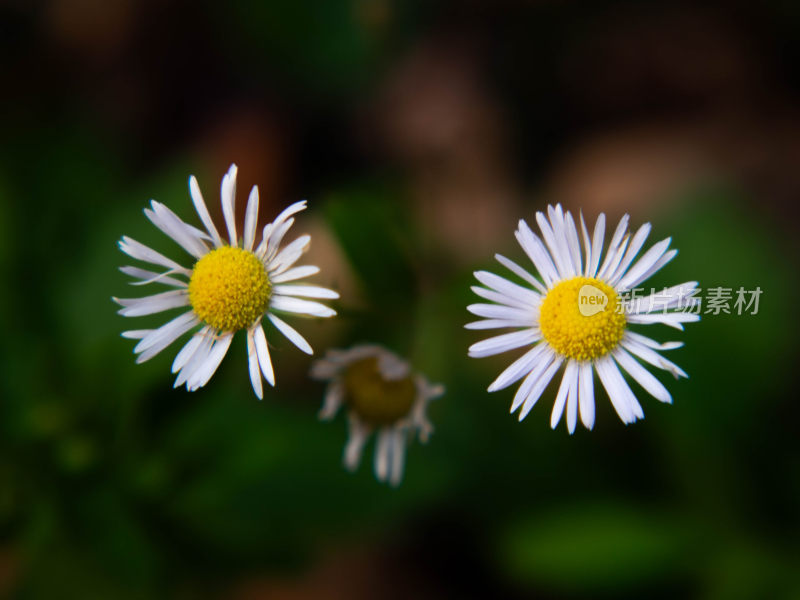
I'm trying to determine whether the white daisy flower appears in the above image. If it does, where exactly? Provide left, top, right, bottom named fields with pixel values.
left=467, top=204, right=699, bottom=432
left=311, top=345, right=444, bottom=486
left=114, top=164, right=339, bottom=399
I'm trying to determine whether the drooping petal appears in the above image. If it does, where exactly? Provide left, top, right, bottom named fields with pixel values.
left=318, top=381, right=344, bottom=420
left=343, top=414, right=370, bottom=471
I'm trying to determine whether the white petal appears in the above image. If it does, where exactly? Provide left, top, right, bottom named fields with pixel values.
left=608, top=223, right=651, bottom=285
left=536, top=211, right=573, bottom=278
left=625, top=331, right=684, bottom=351
left=487, top=342, right=549, bottom=393
left=253, top=324, right=275, bottom=386
left=494, top=254, right=547, bottom=294
left=270, top=265, right=320, bottom=284
left=121, top=329, right=149, bottom=339
left=549, top=362, right=575, bottom=429
left=318, top=381, right=343, bottom=420
left=542, top=206, right=575, bottom=277
left=518, top=355, right=563, bottom=421
left=246, top=329, right=263, bottom=400
left=625, top=282, right=699, bottom=314
left=474, top=270, right=541, bottom=306
left=468, top=329, right=540, bottom=358
left=267, top=313, right=313, bottom=354
left=613, top=347, right=672, bottom=404
left=174, top=330, right=214, bottom=388
left=617, top=239, right=672, bottom=291
left=374, top=428, right=392, bottom=482
left=309, top=358, right=342, bottom=380
left=343, top=414, right=370, bottom=471
left=466, top=303, right=534, bottom=321
left=134, top=312, right=199, bottom=362
left=579, top=213, right=593, bottom=276
left=465, top=318, right=538, bottom=330
left=578, top=361, right=595, bottom=430
left=258, top=218, right=293, bottom=261
left=589, top=213, right=606, bottom=277
left=566, top=362, right=579, bottom=434
left=114, top=290, right=189, bottom=317
left=626, top=312, right=700, bottom=330
left=510, top=348, right=556, bottom=413
left=145, top=201, right=208, bottom=259
left=221, top=164, right=238, bottom=245
left=388, top=428, right=407, bottom=487
left=243, top=185, right=259, bottom=252
left=564, top=211, right=583, bottom=277
left=598, top=234, right=630, bottom=281
left=260, top=200, right=307, bottom=259
left=120, top=266, right=187, bottom=288
left=187, top=332, right=233, bottom=391
left=595, top=355, right=643, bottom=424
left=262, top=201, right=307, bottom=258
left=267, top=234, right=311, bottom=274
left=596, top=214, right=630, bottom=278
left=119, top=237, right=191, bottom=275
left=270, top=295, right=336, bottom=318
left=272, top=284, right=339, bottom=299
left=172, top=330, right=206, bottom=373
left=189, top=175, right=224, bottom=248
left=621, top=334, right=688, bottom=379
left=471, top=286, right=531, bottom=310
left=515, top=220, right=559, bottom=286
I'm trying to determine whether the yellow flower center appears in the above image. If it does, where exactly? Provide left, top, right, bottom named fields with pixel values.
left=539, top=276, right=626, bottom=361
left=188, top=247, right=271, bottom=331
left=343, top=357, right=416, bottom=426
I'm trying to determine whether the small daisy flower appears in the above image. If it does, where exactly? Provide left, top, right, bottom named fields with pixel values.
left=311, top=345, right=444, bottom=486
left=467, top=204, right=699, bottom=432
left=114, top=164, right=339, bottom=399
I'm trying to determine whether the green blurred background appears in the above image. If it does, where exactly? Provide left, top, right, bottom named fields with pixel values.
left=1, top=1, right=799, bottom=598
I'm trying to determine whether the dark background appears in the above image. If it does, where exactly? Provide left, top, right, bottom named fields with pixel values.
left=0, top=1, right=799, bottom=598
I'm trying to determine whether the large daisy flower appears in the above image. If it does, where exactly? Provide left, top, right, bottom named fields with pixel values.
left=467, top=204, right=699, bottom=432
left=310, top=345, right=444, bottom=486
left=114, top=164, right=339, bottom=399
